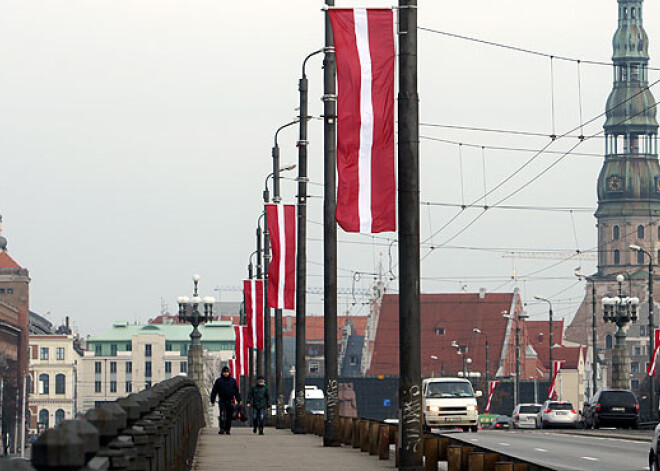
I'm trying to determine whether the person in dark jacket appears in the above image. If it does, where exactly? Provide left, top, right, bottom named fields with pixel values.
left=210, top=366, right=241, bottom=434
left=247, top=376, right=270, bottom=435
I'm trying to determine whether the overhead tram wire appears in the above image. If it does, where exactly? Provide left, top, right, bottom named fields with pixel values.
left=418, top=123, right=604, bottom=139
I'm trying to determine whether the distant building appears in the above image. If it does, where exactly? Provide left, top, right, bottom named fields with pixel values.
left=29, top=311, right=53, bottom=335
left=78, top=321, right=235, bottom=412
left=28, top=334, right=83, bottom=434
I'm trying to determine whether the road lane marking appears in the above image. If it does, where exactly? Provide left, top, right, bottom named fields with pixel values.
left=582, top=457, right=599, bottom=461
left=533, top=448, right=548, bottom=453
left=498, top=442, right=511, bottom=447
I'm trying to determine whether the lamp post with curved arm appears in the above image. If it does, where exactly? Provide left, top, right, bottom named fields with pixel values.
left=534, top=296, right=554, bottom=384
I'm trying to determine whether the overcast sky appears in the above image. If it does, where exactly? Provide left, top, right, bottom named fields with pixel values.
left=1, top=1, right=656, bottom=335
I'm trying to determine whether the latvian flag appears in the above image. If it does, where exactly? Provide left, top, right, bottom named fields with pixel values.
left=648, top=329, right=660, bottom=376
left=329, top=8, right=396, bottom=234
left=266, top=204, right=296, bottom=310
left=485, top=381, right=498, bottom=413
left=244, top=279, right=264, bottom=350
left=228, top=358, right=240, bottom=390
left=233, top=325, right=248, bottom=376
left=547, top=360, right=565, bottom=400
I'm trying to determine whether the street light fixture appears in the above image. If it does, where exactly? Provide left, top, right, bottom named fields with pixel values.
left=534, top=295, right=554, bottom=382
left=602, top=274, right=640, bottom=390
left=177, top=275, right=215, bottom=390
left=472, top=328, right=490, bottom=383
left=630, top=243, right=656, bottom=418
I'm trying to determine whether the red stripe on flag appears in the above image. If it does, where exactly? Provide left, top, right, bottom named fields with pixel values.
left=330, top=8, right=396, bottom=234
left=266, top=204, right=296, bottom=310
left=244, top=280, right=264, bottom=350
left=234, top=325, right=248, bottom=376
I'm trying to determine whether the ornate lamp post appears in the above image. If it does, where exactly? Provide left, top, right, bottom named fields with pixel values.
left=602, top=274, right=639, bottom=390
left=177, top=274, right=215, bottom=391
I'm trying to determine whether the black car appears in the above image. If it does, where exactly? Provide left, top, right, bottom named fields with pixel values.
left=583, top=389, right=639, bottom=429
left=492, top=415, right=511, bottom=430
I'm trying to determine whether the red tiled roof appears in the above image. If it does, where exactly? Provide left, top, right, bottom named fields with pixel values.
left=551, top=345, right=585, bottom=370
left=367, top=292, right=520, bottom=378
left=526, top=320, right=565, bottom=369
left=0, top=252, right=20, bottom=269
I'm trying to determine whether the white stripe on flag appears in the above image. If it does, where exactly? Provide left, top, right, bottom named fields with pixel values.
left=354, top=8, right=374, bottom=234
left=239, top=328, right=245, bottom=375
left=250, top=280, right=257, bottom=347
left=278, top=206, right=286, bottom=308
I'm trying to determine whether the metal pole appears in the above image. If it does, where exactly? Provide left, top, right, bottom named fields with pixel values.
left=398, top=1, right=422, bottom=468
left=515, top=325, right=520, bottom=406
left=591, top=279, right=597, bottom=396
left=294, top=56, right=311, bottom=435
left=549, top=304, right=553, bottom=387
left=485, top=338, right=489, bottom=384
left=20, top=375, right=26, bottom=458
left=649, top=256, right=655, bottom=419
left=0, top=376, right=3, bottom=457
left=263, top=210, right=273, bottom=418
left=14, top=389, right=18, bottom=454
left=323, top=0, right=339, bottom=447
left=256, top=225, right=264, bottom=379
left=271, top=143, right=284, bottom=429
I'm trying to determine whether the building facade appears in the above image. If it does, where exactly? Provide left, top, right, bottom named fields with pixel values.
left=567, top=0, right=660, bottom=396
left=78, top=321, right=234, bottom=412
left=28, top=334, right=83, bottom=434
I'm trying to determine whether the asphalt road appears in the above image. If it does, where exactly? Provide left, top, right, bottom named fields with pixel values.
left=441, top=429, right=651, bottom=471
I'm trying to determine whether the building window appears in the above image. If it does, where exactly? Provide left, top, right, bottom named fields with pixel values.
left=641, top=325, right=647, bottom=337
left=55, top=409, right=65, bottom=427
left=180, top=362, right=187, bottom=373
left=95, top=361, right=102, bottom=374
left=165, top=362, right=172, bottom=374
left=95, top=381, right=102, bottom=393
left=110, top=362, right=117, bottom=374
left=39, top=374, right=49, bottom=395
left=56, top=348, right=65, bottom=361
left=145, top=361, right=152, bottom=378
left=638, top=225, right=645, bottom=239
left=55, top=374, right=66, bottom=395
left=638, top=250, right=645, bottom=264
left=634, top=346, right=642, bottom=356
left=145, top=381, right=152, bottom=389
left=350, top=355, right=358, bottom=366
left=95, top=345, right=102, bottom=356
left=6, top=288, right=12, bottom=294
left=435, top=327, right=446, bottom=336
left=632, top=379, right=640, bottom=390
left=40, top=347, right=49, bottom=360
left=126, top=343, right=132, bottom=352
left=309, top=362, right=320, bottom=374
left=125, top=381, right=132, bottom=393
left=110, top=344, right=117, bottom=356
left=613, top=225, right=620, bottom=240
left=145, top=344, right=152, bottom=357
left=125, top=361, right=132, bottom=374
left=614, top=250, right=621, bottom=265
left=606, top=334, right=613, bottom=349
left=631, top=362, right=640, bottom=373
left=166, top=342, right=172, bottom=351
left=110, top=381, right=117, bottom=393
left=39, top=409, right=49, bottom=430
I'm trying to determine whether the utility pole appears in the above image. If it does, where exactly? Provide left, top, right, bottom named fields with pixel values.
left=398, top=1, right=423, bottom=468
left=591, top=279, right=597, bottom=396
left=648, top=257, right=655, bottom=419
left=262, top=209, right=272, bottom=407
left=256, top=224, right=264, bottom=379
left=20, top=375, right=26, bottom=458
left=515, top=323, right=520, bottom=406
left=322, top=0, right=339, bottom=447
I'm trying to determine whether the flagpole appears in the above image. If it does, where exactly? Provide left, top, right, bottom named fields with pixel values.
left=398, top=1, right=423, bottom=468
left=323, top=0, right=340, bottom=447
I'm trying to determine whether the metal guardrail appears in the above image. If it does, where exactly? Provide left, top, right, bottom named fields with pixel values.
left=4, top=376, right=204, bottom=471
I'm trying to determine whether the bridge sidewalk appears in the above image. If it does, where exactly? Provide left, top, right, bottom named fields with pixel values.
left=193, top=427, right=395, bottom=470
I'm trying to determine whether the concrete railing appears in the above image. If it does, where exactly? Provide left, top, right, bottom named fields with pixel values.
left=6, top=376, right=204, bottom=471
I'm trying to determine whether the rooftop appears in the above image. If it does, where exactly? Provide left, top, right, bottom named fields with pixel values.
left=88, top=321, right=235, bottom=343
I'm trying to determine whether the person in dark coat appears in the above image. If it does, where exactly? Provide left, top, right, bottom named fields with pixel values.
left=247, top=376, right=270, bottom=435
left=211, top=365, right=241, bottom=434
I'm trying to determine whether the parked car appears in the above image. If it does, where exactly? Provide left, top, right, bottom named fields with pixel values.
left=536, top=400, right=579, bottom=429
left=285, top=385, right=325, bottom=415
left=649, top=422, right=660, bottom=471
left=421, top=377, right=481, bottom=432
left=510, top=403, right=542, bottom=429
left=583, top=390, right=639, bottom=429
left=492, top=415, right=511, bottom=430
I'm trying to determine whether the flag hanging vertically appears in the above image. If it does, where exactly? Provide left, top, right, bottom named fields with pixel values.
left=266, top=204, right=296, bottom=309
left=485, top=381, right=499, bottom=413
left=233, top=325, right=248, bottom=376
left=648, top=329, right=660, bottom=376
left=547, top=360, right=565, bottom=400
left=244, top=279, right=264, bottom=350
left=329, top=8, right=396, bottom=234
left=228, top=359, right=240, bottom=390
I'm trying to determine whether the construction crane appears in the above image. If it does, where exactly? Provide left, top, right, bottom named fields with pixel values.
left=213, top=285, right=373, bottom=296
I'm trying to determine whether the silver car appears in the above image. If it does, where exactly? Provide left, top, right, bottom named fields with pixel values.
left=536, top=400, right=579, bottom=429
left=510, top=403, right=542, bottom=429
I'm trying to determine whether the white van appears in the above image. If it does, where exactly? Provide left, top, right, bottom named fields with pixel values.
left=287, top=385, right=325, bottom=415
left=422, top=378, right=481, bottom=432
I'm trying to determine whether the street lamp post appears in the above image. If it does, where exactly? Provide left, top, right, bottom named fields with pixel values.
left=534, top=296, right=554, bottom=383
left=602, top=274, right=640, bottom=390
left=504, top=311, right=529, bottom=405
left=630, top=244, right=656, bottom=418
left=452, top=341, right=468, bottom=378
left=575, top=268, right=599, bottom=397
left=177, top=275, right=215, bottom=399
left=473, top=328, right=489, bottom=383
left=430, top=355, right=438, bottom=377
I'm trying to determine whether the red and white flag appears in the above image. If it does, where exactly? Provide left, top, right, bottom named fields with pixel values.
left=329, top=8, right=396, bottom=234
left=266, top=204, right=296, bottom=310
left=547, top=360, right=565, bottom=400
left=233, top=325, right=248, bottom=376
left=244, top=279, right=264, bottom=350
left=485, top=381, right=498, bottom=413
left=228, top=359, right=240, bottom=390
left=648, top=329, right=660, bottom=376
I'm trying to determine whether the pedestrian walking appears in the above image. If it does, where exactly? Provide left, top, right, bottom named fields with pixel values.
left=247, top=376, right=270, bottom=435
left=210, top=365, right=241, bottom=435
